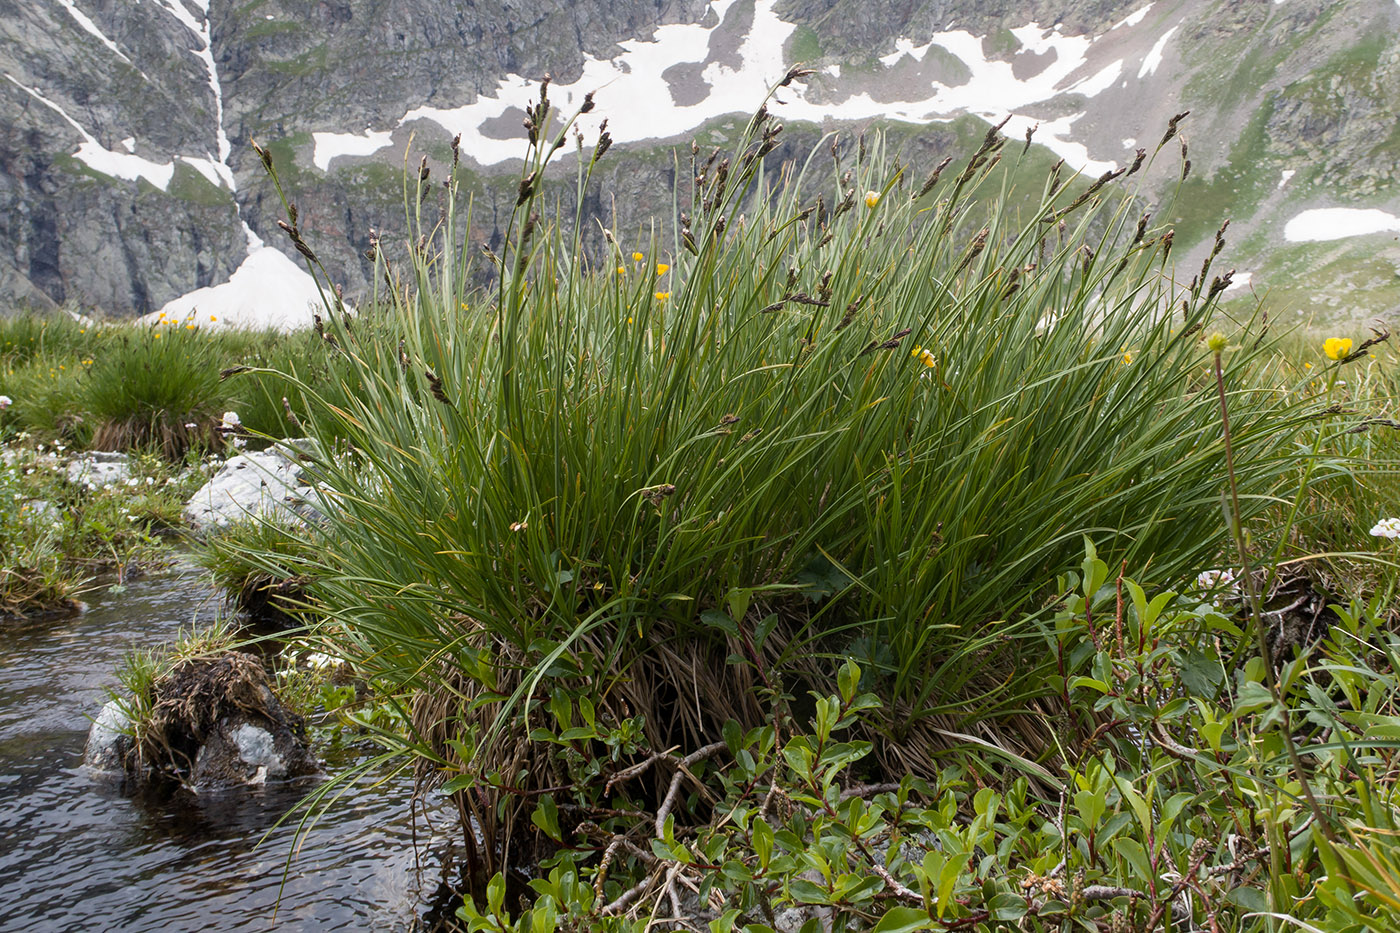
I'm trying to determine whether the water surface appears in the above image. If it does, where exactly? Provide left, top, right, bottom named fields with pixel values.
left=0, top=565, right=445, bottom=932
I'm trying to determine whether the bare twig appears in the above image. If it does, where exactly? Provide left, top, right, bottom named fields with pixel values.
left=655, top=742, right=728, bottom=838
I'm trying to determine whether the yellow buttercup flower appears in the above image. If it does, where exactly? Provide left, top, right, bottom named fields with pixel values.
left=616, top=265, right=625, bottom=275
left=1324, top=336, right=1353, bottom=360
left=911, top=346, right=935, bottom=368
left=864, top=190, right=880, bottom=208
left=656, top=263, right=669, bottom=275
left=1122, top=351, right=1132, bottom=364
left=655, top=291, right=670, bottom=302
left=186, top=324, right=196, bottom=330
left=632, top=251, right=644, bottom=262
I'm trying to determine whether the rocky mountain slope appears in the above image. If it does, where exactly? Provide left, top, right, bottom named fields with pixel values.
left=1, top=0, right=1396, bottom=327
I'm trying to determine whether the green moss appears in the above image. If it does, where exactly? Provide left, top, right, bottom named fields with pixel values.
left=1241, top=240, right=1400, bottom=327
left=168, top=162, right=232, bottom=207
left=258, top=132, right=314, bottom=188
left=51, top=152, right=115, bottom=187
left=243, top=18, right=301, bottom=40
left=984, top=28, right=1019, bottom=60
left=1168, top=98, right=1276, bottom=248
left=266, top=42, right=331, bottom=76
left=787, top=25, right=822, bottom=64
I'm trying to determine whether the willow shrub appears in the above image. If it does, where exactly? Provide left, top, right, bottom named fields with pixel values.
left=259, top=87, right=1332, bottom=874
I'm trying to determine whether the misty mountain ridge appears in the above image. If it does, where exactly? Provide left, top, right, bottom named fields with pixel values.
left=2, top=0, right=1397, bottom=328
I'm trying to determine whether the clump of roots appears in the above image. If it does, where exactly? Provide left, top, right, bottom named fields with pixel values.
left=136, top=651, right=303, bottom=775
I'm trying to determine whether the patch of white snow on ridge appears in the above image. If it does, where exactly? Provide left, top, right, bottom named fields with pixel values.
left=5, top=75, right=174, bottom=188
left=180, top=155, right=227, bottom=187
left=144, top=224, right=332, bottom=332
left=1284, top=208, right=1400, bottom=243
left=57, top=0, right=132, bottom=63
left=1066, top=59, right=1123, bottom=97
left=880, top=37, right=934, bottom=67
left=1114, top=4, right=1153, bottom=29
left=1278, top=169, right=1295, bottom=189
left=1223, top=272, right=1252, bottom=293
left=313, top=128, right=396, bottom=170
left=398, top=0, right=1119, bottom=175
left=1138, top=25, right=1178, bottom=78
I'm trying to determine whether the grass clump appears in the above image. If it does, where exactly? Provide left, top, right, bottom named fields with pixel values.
left=242, top=80, right=1352, bottom=905
left=82, top=323, right=229, bottom=458
left=193, top=517, right=312, bottom=627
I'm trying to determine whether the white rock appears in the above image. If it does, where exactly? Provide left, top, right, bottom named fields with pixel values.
left=182, top=439, right=324, bottom=533
left=65, top=451, right=131, bottom=487
left=232, top=723, right=286, bottom=778
left=84, top=699, right=133, bottom=772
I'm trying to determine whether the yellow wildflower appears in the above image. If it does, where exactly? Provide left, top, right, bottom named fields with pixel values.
left=655, top=292, right=670, bottom=302
left=1324, top=336, right=1353, bottom=360
left=154, top=332, right=162, bottom=339
left=209, top=315, right=217, bottom=322
left=656, top=263, right=670, bottom=275
left=1303, top=361, right=1312, bottom=370
left=911, top=346, right=935, bottom=368
left=864, top=190, right=880, bottom=208
left=1122, top=351, right=1132, bottom=364
left=632, top=251, right=644, bottom=262
left=186, top=324, right=196, bottom=330
left=616, top=265, right=625, bottom=275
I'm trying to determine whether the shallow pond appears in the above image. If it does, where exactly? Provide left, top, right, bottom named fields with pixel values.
left=0, top=563, right=446, bottom=931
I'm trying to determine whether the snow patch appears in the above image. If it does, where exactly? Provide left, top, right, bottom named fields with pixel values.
left=313, top=128, right=396, bottom=171
left=1122, top=137, right=1137, bottom=148
left=180, top=155, right=228, bottom=188
left=153, top=0, right=231, bottom=167
left=120, top=136, right=135, bottom=152
left=1067, top=59, right=1123, bottom=98
left=145, top=224, right=333, bottom=331
left=1277, top=169, right=1295, bottom=189
left=56, top=0, right=132, bottom=64
left=1114, top=4, right=1154, bottom=29
left=1223, top=272, right=1252, bottom=293
left=1284, top=208, right=1400, bottom=243
left=1138, top=25, right=1178, bottom=78
left=880, top=37, right=934, bottom=67
left=5, top=75, right=174, bottom=189
left=397, top=1, right=1119, bottom=175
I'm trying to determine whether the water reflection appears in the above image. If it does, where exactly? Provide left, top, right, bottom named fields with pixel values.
left=0, top=565, right=441, bottom=932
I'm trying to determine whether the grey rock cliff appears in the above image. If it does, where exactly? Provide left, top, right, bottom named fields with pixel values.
left=0, top=0, right=1396, bottom=325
